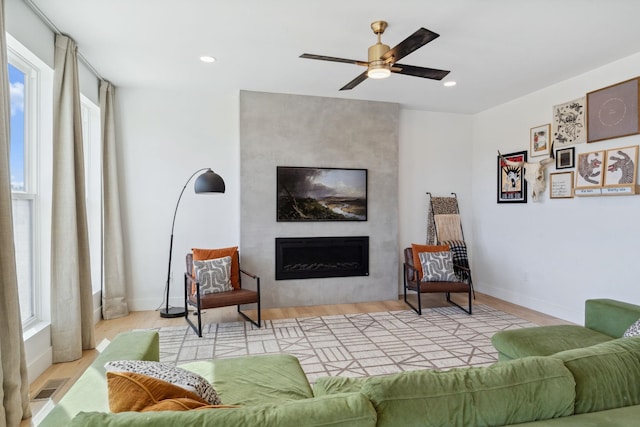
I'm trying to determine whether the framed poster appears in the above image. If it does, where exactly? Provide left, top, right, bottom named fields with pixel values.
left=575, top=150, right=605, bottom=189
left=530, top=124, right=551, bottom=157
left=553, top=97, right=586, bottom=147
left=549, top=171, right=574, bottom=199
left=555, top=146, right=575, bottom=169
left=497, top=151, right=527, bottom=203
left=587, top=78, right=640, bottom=143
left=603, top=145, right=638, bottom=186
left=277, top=166, right=367, bottom=221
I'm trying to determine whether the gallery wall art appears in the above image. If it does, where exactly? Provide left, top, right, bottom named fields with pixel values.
left=603, top=145, right=638, bottom=186
left=530, top=124, right=550, bottom=157
left=497, top=151, right=527, bottom=203
left=553, top=97, right=586, bottom=147
left=587, top=78, right=640, bottom=143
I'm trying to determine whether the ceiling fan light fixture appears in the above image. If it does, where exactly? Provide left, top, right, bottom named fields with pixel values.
left=367, top=62, right=391, bottom=79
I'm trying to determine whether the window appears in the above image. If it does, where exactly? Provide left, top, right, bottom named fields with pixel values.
left=8, top=34, right=53, bottom=329
left=9, top=56, right=36, bottom=325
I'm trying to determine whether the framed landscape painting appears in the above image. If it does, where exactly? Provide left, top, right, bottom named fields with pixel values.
left=277, top=166, right=367, bottom=221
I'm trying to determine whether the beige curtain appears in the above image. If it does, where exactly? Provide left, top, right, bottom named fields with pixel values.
left=0, top=0, right=32, bottom=423
left=100, top=80, right=128, bottom=319
left=51, top=34, right=95, bottom=363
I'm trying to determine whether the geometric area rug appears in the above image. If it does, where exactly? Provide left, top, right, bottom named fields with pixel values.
left=156, top=305, right=537, bottom=383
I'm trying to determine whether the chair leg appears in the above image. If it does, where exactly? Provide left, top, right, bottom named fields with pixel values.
left=238, top=304, right=261, bottom=328
left=446, top=291, right=472, bottom=315
left=403, top=264, right=421, bottom=315
left=185, top=289, right=204, bottom=337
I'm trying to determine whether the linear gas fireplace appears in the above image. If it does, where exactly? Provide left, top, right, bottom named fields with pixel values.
left=275, top=236, right=369, bottom=280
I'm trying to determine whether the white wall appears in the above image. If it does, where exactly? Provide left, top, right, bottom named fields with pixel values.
left=470, top=52, right=640, bottom=324
left=117, top=87, right=240, bottom=310
left=398, top=109, right=473, bottom=291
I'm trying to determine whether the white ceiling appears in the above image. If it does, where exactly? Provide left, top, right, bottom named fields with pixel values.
left=29, top=0, right=640, bottom=114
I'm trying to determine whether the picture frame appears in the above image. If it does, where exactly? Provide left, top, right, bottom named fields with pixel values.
left=549, top=171, right=574, bottom=199
left=575, top=150, right=605, bottom=189
left=497, top=150, right=527, bottom=203
left=530, top=124, right=551, bottom=157
left=276, top=166, right=367, bottom=221
left=555, top=146, right=575, bottom=169
left=553, top=97, right=586, bottom=147
left=603, top=145, right=638, bottom=187
left=587, top=77, right=640, bottom=143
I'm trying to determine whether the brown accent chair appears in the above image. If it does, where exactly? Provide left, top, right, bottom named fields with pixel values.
left=403, top=247, right=472, bottom=315
left=184, top=253, right=261, bottom=337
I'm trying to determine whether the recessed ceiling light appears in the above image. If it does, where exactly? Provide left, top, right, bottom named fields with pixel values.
left=199, top=55, right=216, bottom=63
left=443, top=81, right=456, bottom=87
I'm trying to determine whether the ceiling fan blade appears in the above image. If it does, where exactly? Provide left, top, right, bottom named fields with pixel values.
left=381, top=28, right=439, bottom=63
left=392, top=63, right=450, bottom=80
left=300, top=53, right=367, bottom=66
left=340, top=71, right=368, bottom=91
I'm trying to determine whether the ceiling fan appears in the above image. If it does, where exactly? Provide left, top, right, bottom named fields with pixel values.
left=300, top=20, right=450, bottom=91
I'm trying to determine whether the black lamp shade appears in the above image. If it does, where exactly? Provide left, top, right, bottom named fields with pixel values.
left=195, top=169, right=225, bottom=194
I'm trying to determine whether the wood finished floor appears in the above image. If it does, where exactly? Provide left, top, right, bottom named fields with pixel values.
left=23, top=292, right=572, bottom=426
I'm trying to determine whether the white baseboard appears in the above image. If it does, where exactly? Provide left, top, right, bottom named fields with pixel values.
left=477, top=281, right=581, bottom=324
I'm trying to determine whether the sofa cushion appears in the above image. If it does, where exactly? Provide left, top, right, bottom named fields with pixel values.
left=360, top=356, right=575, bottom=427
left=313, top=376, right=368, bottom=396
left=180, top=354, right=313, bottom=407
left=70, top=392, right=377, bottom=427
left=506, top=404, right=640, bottom=426
left=552, top=336, right=640, bottom=414
left=491, top=325, right=613, bottom=360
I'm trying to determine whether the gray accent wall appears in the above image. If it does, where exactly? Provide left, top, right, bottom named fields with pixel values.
left=240, top=91, right=399, bottom=308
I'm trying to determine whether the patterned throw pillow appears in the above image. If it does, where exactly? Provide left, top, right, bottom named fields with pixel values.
left=624, top=318, right=640, bottom=337
left=104, top=360, right=222, bottom=405
left=193, top=256, right=232, bottom=295
left=419, top=251, right=458, bottom=282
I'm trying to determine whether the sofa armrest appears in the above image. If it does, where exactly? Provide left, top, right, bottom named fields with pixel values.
left=39, top=330, right=160, bottom=427
left=585, top=299, right=640, bottom=338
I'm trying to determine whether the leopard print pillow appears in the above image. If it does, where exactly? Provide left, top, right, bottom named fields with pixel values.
left=623, top=318, right=640, bottom=337
left=104, top=360, right=221, bottom=405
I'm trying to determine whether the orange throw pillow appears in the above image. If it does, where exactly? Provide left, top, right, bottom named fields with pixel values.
left=411, top=244, right=450, bottom=280
left=192, top=247, right=240, bottom=290
left=107, top=371, right=214, bottom=412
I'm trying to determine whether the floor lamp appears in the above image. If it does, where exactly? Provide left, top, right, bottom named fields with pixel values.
left=160, top=168, right=225, bottom=318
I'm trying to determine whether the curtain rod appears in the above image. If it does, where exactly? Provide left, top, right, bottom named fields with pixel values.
left=22, top=0, right=105, bottom=81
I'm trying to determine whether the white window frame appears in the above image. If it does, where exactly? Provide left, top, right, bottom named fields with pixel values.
left=7, top=33, right=53, bottom=330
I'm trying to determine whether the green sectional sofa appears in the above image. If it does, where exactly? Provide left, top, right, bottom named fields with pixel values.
left=491, top=299, right=640, bottom=360
left=40, top=299, right=640, bottom=426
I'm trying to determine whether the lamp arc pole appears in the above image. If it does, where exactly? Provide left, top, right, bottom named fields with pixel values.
left=160, top=168, right=225, bottom=318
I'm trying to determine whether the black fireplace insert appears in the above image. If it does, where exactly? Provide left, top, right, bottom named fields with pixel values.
left=275, top=236, right=369, bottom=280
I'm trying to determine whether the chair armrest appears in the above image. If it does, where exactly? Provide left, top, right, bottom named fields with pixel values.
left=404, top=263, right=418, bottom=282
left=240, top=269, right=260, bottom=294
left=240, top=269, right=259, bottom=280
